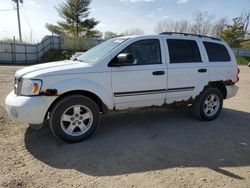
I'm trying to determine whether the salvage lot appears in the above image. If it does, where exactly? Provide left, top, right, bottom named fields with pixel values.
left=0, top=65, right=250, bottom=188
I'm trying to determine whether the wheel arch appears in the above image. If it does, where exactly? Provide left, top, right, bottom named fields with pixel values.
left=44, top=90, right=110, bottom=120
left=208, top=81, right=227, bottom=99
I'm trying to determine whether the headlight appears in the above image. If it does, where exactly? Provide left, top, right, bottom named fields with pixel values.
left=19, top=79, right=42, bottom=96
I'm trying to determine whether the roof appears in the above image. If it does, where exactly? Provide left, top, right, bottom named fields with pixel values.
left=115, top=32, right=222, bottom=42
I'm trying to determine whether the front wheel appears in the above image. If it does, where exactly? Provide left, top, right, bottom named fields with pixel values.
left=193, top=88, right=223, bottom=121
left=49, top=95, right=100, bottom=142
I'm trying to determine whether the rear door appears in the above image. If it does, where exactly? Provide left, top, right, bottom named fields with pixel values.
left=202, top=41, right=238, bottom=83
left=164, top=37, right=209, bottom=103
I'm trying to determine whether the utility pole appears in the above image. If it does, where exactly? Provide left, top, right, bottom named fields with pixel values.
left=12, top=0, right=23, bottom=42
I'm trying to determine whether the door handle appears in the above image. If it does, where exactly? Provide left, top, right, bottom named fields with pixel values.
left=152, top=71, right=165, bottom=76
left=198, top=69, right=207, bottom=73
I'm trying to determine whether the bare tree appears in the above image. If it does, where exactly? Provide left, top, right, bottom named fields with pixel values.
left=211, top=18, right=228, bottom=37
left=241, top=10, right=250, bottom=34
left=154, top=19, right=190, bottom=33
left=154, top=19, right=169, bottom=33
left=190, top=11, right=215, bottom=35
left=154, top=10, right=233, bottom=39
left=236, top=10, right=250, bottom=37
left=122, top=28, right=144, bottom=36
left=176, top=20, right=190, bottom=33
left=104, top=31, right=117, bottom=40
left=154, top=19, right=174, bottom=33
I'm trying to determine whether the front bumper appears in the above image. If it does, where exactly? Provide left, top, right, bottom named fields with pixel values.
left=226, top=85, right=239, bottom=99
left=5, top=91, right=51, bottom=124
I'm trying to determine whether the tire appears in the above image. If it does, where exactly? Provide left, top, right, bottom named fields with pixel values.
left=49, top=95, right=100, bottom=142
left=193, top=87, right=223, bottom=121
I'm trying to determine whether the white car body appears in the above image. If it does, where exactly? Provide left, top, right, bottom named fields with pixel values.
left=5, top=34, right=239, bottom=126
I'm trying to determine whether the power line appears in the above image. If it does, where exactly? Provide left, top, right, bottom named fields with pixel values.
left=0, top=8, right=16, bottom=12
left=21, top=6, right=38, bottom=43
left=21, top=7, right=32, bottom=30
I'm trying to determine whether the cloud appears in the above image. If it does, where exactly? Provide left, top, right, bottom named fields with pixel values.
left=28, top=1, right=35, bottom=5
left=177, top=0, right=188, bottom=4
left=28, top=0, right=42, bottom=8
left=121, top=0, right=187, bottom=3
left=155, top=8, right=163, bottom=11
left=147, top=14, right=154, bottom=18
left=120, top=0, right=155, bottom=2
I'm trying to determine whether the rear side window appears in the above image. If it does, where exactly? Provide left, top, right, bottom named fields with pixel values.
left=203, top=42, right=231, bottom=62
left=167, top=39, right=202, bottom=63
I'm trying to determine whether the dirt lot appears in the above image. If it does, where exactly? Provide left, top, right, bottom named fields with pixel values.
left=0, top=65, right=249, bottom=188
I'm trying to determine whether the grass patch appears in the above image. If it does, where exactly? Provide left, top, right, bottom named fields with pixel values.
left=236, top=56, right=250, bottom=65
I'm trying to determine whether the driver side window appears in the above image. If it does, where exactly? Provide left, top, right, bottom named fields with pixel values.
left=120, top=39, right=162, bottom=65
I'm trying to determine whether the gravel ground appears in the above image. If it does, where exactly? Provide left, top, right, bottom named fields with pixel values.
left=0, top=65, right=250, bottom=188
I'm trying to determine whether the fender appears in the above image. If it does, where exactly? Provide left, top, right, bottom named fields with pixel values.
left=208, top=68, right=237, bottom=83
left=193, top=71, right=227, bottom=98
left=41, top=78, right=114, bottom=110
left=193, top=70, right=236, bottom=99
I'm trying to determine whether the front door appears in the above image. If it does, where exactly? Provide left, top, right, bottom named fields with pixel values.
left=111, top=39, right=167, bottom=110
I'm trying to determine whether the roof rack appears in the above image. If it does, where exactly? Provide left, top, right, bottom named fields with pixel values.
left=159, top=32, right=221, bottom=41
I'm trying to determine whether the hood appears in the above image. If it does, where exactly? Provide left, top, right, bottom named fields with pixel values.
left=15, top=60, right=94, bottom=78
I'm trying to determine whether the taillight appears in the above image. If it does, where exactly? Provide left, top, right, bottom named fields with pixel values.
left=235, top=67, right=240, bottom=83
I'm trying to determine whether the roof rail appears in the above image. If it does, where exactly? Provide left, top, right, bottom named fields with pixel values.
left=159, top=32, right=221, bottom=41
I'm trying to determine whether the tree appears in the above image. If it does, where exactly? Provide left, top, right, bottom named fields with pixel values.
left=154, top=19, right=175, bottom=33
left=221, top=21, right=245, bottom=48
left=234, top=10, right=250, bottom=38
left=190, top=11, right=214, bottom=35
left=176, top=20, right=189, bottom=33
left=154, top=11, right=228, bottom=38
left=154, top=19, right=190, bottom=33
left=104, top=31, right=118, bottom=40
left=86, top=30, right=103, bottom=38
left=45, top=24, right=64, bottom=36
left=211, top=18, right=227, bottom=37
left=122, top=28, right=144, bottom=36
left=46, top=0, right=99, bottom=38
left=154, top=11, right=216, bottom=35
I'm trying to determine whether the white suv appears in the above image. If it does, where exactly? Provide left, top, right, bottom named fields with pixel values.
left=5, top=33, right=239, bottom=142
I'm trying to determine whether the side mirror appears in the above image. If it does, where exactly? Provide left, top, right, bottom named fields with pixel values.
left=116, top=53, right=134, bottom=65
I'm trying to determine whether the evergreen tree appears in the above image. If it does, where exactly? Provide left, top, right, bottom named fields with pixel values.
left=46, top=0, right=99, bottom=38
left=221, top=19, right=245, bottom=48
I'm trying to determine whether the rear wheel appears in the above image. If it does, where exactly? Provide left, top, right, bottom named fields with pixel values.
left=193, top=88, right=223, bottom=121
left=49, top=95, right=100, bottom=142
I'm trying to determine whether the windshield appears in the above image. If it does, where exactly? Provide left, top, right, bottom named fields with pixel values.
left=77, top=38, right=127, bottom=63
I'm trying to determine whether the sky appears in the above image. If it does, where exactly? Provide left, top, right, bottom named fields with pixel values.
left=0, top=0, right=249, bottom=43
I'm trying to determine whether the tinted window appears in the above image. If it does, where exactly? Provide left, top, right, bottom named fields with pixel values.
left=120, top=39, right=162, bottom=65
left=203, top=42, right=231, bottom=62
left=167, top=39, right=202, bottom=63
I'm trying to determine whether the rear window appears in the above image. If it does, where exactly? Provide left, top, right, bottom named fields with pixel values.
left=203, top=42, right=231, bottom=62
left=167, top=39, right=202, bottom=63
